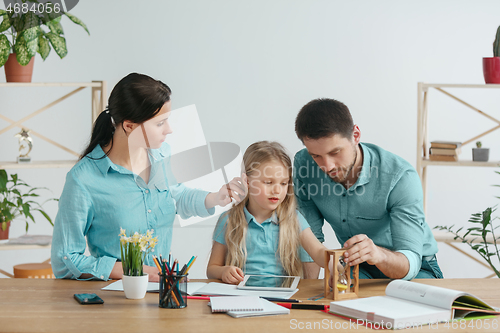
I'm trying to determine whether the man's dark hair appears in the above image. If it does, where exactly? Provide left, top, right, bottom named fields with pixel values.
left=295, top=98, right=354, bottom=141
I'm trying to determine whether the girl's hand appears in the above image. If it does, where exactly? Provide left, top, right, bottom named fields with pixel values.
left=221, top=266, right=245, bottom=284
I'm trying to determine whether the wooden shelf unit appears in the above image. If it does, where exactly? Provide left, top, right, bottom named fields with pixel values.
left=0, top=82, right=105, bottom=276
left=0, top=81, right=106, bottom=169
left=416, top=82, right=500, bottom=212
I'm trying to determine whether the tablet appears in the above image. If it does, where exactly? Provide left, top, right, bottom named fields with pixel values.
left=237, top=275, right=300, bottom=291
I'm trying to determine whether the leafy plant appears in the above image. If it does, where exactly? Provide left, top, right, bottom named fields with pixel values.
left=434, top=207, right=500, bottom=278
left=434, top=170, right=500, bottom=278
left=476, top=141, right=482, bottom=148
left=0, top=169, right=56, bottom=232
left=119, top=228, right=158, bottom=277
left=494, top=25, right=500, bottom=57
left=0, top=0, right=89, bottom=67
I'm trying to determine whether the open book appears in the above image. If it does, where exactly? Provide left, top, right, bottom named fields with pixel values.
left=329, top=280, right=500, bottom=330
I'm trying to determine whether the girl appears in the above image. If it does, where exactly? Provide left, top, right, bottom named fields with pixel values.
left=51, top=73, right=246, bottom=282
left=207, top=141, right=329, bottom=284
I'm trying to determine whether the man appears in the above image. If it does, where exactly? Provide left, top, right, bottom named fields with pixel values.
left=293, top=98, right=442, bottom=280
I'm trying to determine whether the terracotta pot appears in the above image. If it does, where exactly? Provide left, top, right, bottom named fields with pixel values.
left=4, top=53, right=35, bottom=82
left=483, top=57, right=500, bottom=84
left=122, top=274, right=149, bottom=299
left=0, top=221, right=11, bottom=240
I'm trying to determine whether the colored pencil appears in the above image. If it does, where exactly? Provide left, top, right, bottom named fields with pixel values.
left=262, top=297, right=301, bottom=303
left=152, top=255, right=162, bottom=272
left=277, top=303, right=329, bottom=310
left=187, top=296, right=210, bottom=300
left=184, top=256, right=197, bottom=274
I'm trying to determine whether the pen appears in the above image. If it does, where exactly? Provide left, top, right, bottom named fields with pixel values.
left=261, top=297, right=301, bottom=303
left=277, top=303, right=329, bottom=311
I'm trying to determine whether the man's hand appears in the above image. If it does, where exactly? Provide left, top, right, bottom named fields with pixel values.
left=221, top=266, right=245, bottom=284
left=342, top=234, right=386, bottom=266
left=342, top=234, right=410, bottom=279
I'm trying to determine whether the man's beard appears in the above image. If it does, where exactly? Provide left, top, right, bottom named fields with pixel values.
left=328, top=146, right=357, bottom=184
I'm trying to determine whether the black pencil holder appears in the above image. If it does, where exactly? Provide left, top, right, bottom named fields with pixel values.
left=159, top=273, right=188, bottom=308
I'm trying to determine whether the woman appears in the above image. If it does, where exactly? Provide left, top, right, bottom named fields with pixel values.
left=51, top=73, right=245, bottom=282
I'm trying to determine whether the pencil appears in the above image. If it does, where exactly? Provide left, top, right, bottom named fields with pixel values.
left=179, top=264, right=188, bottom=276
left=261, top=297, right=301, bottom=303
left=184, top=256, right=197, bottom=274
left=187, top=296, right=210, bottom=300
left=185, top=255, right=196, bottom=269
left=152, top=255, right=162, bottom=272
left=171, top=259, right=178, bottom=275
left=277, top=303, right=329, bottom=311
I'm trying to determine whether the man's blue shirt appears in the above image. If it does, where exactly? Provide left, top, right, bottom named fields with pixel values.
left=294, top=142, right=438, bottom=280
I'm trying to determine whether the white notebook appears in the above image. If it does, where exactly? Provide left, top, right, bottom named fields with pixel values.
left=227, top=298, right=290, bottom=318
left=210, top=296, right=263, bottom=313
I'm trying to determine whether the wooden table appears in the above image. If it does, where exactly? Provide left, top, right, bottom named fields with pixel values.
left=1, top=278, right=499, bottom=332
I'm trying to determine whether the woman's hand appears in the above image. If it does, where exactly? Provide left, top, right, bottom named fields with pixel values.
left=109, top=262, right=160, bottom=282
left=221, top=266, right=245, bottom=284
left=144, top=265, right=160, bottom=282
left=205, top=174, right=248, bottom=209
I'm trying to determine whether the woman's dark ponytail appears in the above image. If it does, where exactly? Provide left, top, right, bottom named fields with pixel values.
left=80, top=73, right=172, bottom=160
left=80, top=109, right=116, bottom=160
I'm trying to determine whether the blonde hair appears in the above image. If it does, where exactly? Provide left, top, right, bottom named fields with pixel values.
left=220, top=141, right=303, bottom=277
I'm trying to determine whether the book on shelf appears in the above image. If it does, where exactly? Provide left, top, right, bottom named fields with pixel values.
left=428, top=154, right=458, bottom=162
left=429, top=147, right=462, bottom=156
left=328, top=280, right=500, bottom=330
left=430, top=141, right=462, bottom=149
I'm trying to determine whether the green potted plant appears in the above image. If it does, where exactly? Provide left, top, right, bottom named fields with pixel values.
left=472, top=141, right=489, bottom=162
left=435, top=207, right=499, bottom=278
left=434, top=170, right=500, bottom=278
left=119, top=228, right=158, bottom=299
left=483, top=25, right=500, bottom=84
left=0, top=169, right=56, bottom=241
left=0, top=1, right=89, bottom=82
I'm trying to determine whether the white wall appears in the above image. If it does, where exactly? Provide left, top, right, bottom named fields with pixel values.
left=1, top=0, right=500, bottom=279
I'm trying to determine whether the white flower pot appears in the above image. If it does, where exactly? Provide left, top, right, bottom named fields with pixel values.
left=122, top=274, right=149, bottom=299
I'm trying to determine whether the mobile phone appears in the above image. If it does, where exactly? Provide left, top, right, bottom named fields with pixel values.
left=74, top=293, right=104, bottom=304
